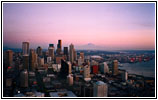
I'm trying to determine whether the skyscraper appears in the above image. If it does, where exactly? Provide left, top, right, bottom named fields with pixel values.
left=29, top=49, right=37, bottom=71
left=69, top=44, right=76, bottom=63
left=93, top=81, right=108, bottom=97
left=112, top=60, right=118, bottom=75
left=20, top=69, right=28, bottom=88
left=56, top=40, right=62, bottom=55
left=60, top=59, right=69, bottom=78
left=121, top=70, right=128, bottom=81
left=67, top=74, right=73, bottom=86
left=48, top=44, right=55, bottom=60
left=80, top=52, right=84, bottom=60
left=74, top=50, right=77, bottom=61
left=64, top=47, right=69, bottom=60
left=36, top=46, right=42, bottom=57
left=78, top=57, right=84, bottom=66
left=83, top=65, right=91, bottom=81
left=23, top=55, right=29, bottom=70
left=22, top=42, right=29, bottom=55
left=99, top=62, right=109, bottom=74
left=49, top=44, right=54, bottom=47
left=67, top=61, right=72, bottom=74
left=6, top=50, right=13, bottom=67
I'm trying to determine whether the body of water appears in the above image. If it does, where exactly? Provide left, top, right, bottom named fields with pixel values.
left=119, top=58, right=155, bottom=77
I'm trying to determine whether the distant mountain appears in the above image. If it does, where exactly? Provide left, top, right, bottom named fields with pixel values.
left=87, top=43, right=95, bottom=46
left=76, top=43, right=105, bottom=50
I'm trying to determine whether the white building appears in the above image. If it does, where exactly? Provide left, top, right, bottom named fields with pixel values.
left=93, top=81, right=108, bottom=97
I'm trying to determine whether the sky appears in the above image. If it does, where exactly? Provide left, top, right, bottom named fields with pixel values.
left=3, top=3, right=155, bottom=50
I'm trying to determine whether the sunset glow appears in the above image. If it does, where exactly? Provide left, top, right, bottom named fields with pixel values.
left=3, top=3, right=155, bottom=50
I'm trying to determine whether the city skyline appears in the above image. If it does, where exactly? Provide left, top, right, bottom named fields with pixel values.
left=3, top=3, right=155, bottom=50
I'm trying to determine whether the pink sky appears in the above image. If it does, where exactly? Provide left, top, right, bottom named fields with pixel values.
left=3, top=3, right=155, bottom=50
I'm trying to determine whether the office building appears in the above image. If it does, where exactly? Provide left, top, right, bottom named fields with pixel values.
left=112, top=60, right=118, bottom=75
left=60, top=59, right=69, bottom=78
left=6, top=78, right=12, bottom=87
left=29, top=49, right=37, bottom=71
left=38, top=57, right=44, bottom=67
left=78, top=57, right=84, bottom=66
left=6, top=50, right=13, bottom=67
left=55, top=56, right=64, bottom=64
left=56, top=40, right=62, bottom=55
left=67, top=74, right=73, bottom=86
left=92, top=65, right=99, bottom=74
left=83, top=65, right=91, bottom=81
left=69, top=43, right=76, bottom=63
left=99, top=62, right=109, bottom=74
left=20, top=69, right=28, bottom=88
left=36, top=46, right=42, bottom=57
left=47, top=57, right=52, bottom=63
left=22, top=42, right=29, bottom=55
left=23, top=55, right=29, bottom=70
left=93, top=81, right=108, bottom=97
left=121, top=70, right=128, bottom=81
left=67, top=61, right=72, bottom=74
left=64, top=47, right=69, bottom=60
left=49, top=44, right=54, bottom=47
left=48, top=44, right=55, bottom=60
left=80, top=52, right=84, bottom=60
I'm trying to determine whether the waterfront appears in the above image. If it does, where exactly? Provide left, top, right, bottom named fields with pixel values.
left=120, top=58, right=155, bottom=77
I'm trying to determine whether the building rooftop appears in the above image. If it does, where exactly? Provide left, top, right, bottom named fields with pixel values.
left=49, top=91, right=77, bottom=97
left=96, top=81, right=105, bottom=85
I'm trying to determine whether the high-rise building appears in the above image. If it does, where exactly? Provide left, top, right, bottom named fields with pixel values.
left=74, top=50, right=77, bottom=61
left=67, top=61, right=72, bottom=74
left=6, top=50, right=13, bottom=67
left=80, top=52, right=84, bottom=60
left=6, top=78, right=12, bottom=87
left=47, top=57, right=52, bottom=63
left=23, top=55, right=29, bottom=70
left=48, top=44, right=55, bottom=60
left=22, top=42, right=29, bottom=55
left=20, top=69, right=28, bottom=88
left=121, top=70, right=128, bottom=81
left=92, top=65, right=99, bottom=74
left=67, top=74, right=73, bottom=86
left=49, top=44, right=54, bottom=47
left=64, top=47, right=69, bottom=60
left=83, top=65, right=91, bottom=81
left=29, top=49, right=37, bottom=71
left=56, top=40, right=62, bottom=55
left=60, top=59, right=69, bottom=78
left=69, top=44, right=76, bottom=63
left=99, top=62, right=109, bottom=74
left=93, top=81, right=108, bottom=97
left=38, top=57, right=44, bottom=67
left=112, top=60, right=118, bottom=75
left=55, top=56, right=64, bottom=64
left=78, top=57, right=84, bottom=66
left=36, top=46, right=42, bottom=57
left=64, top=47, right=68, bottom=55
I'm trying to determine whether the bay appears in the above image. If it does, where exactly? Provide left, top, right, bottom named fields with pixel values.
left=119, top=58, right=155, bottom=77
